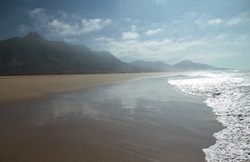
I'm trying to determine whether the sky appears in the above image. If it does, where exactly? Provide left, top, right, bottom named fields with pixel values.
left=0, top=0, right=250, bottom=69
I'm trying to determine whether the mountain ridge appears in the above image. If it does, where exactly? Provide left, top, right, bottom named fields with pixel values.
left=0, top=32, right=223, bottom=75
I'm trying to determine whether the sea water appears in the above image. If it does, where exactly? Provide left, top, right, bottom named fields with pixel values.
left=168, top=70, right=250, bottom=162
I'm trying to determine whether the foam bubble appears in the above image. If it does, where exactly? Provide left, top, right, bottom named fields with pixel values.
left=168, top=71, right=250, bottom=162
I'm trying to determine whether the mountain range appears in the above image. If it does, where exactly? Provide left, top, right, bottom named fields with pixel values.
left=0, top=32, right=223, bottom=75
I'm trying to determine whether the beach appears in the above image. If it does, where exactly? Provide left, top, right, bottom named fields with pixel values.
left=0, top=73, right=223, bottom=162
left=0, top=73, right=168, bottom=104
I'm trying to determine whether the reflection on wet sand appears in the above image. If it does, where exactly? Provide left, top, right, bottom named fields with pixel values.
left=0, top=77, right=223, bottom=162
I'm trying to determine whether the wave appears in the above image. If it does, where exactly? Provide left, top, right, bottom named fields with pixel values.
left=168, top=71, right=250, bottom=162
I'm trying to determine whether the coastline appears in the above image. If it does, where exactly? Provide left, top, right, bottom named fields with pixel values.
left=0, top=72, right=171, bottom=105
left=0, top=74, right=223, bottom=162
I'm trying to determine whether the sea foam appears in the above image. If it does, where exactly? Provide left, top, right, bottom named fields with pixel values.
left=168, top=71, right=250, bottom=162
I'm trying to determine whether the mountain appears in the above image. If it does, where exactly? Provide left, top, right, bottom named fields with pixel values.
left=173, top=60, right=223, bottom=71
left=129, top=59, right=222, bottom=72
left=23, top=32, right=45, bottom=40
left=130, top=60, right=171, bottom=72
left=0, top=32, right=129, bottom=75
left=0, top=33, right=224, bottom=75
left=91, top=50, right=129, bottom=71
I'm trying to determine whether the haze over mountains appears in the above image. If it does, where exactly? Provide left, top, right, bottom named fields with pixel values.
left=0, top=32, right=223, bottom=75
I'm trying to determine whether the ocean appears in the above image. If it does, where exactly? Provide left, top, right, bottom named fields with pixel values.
left=168, top=70, right=250, bottom=162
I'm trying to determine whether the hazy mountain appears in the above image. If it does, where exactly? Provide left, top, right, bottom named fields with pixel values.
left=0, top=33, right=223, bottom=75
left=91, top=50, right=129, bottom=71
left=130, top=60, right=171, bottom=72
left=130, top=59, right=222, bottom=72
left=0, top=32, right=128, bottom=75
left=173, top=59, right=223, bottom=71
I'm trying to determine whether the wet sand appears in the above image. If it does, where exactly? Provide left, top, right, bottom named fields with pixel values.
left=0, top=74, right=223, bottom=162
left=0, top=73, right=168, bottom=104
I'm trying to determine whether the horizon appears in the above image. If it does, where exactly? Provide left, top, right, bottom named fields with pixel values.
left=0, top=0, right=249, bottom=70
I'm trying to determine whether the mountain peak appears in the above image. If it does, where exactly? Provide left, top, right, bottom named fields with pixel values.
left=23, top=32, right=45, bottom=40
left=174, top=59, right=193, bottom=65
left=182, top=59, right=192, bottom=62
left=179, top=59, right=193, bottom=63
left=173, top=59, right=221, bottom=71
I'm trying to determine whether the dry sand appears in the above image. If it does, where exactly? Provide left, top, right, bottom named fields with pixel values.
left=0, top=73, right=169, bottom=104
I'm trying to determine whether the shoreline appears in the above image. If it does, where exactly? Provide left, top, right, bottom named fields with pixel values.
left=0, top=73, right=223, bottom=162
left=0, top=72, right=171, bottom=105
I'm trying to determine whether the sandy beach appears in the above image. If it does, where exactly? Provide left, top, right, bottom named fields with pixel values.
left=0, top=73, right=223, bottom=162
left=0, top=73, right=169, bottom=104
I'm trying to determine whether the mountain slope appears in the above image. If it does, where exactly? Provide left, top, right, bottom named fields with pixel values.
left=0, top=32, right=128, bottom=75
left=130, top=60, right=170, bottom=72
left=92, top=50, right=129, bottom=71
left=173, top=60, right=222, bottom=71
left=0, top=33, right=224, bottom=75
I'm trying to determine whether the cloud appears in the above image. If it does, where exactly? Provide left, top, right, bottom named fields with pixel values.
left=24, top=8, right=249, bottom=67
left=48, top=19, right=77, bottom=36
left=227, top=17, right=242, bottom=25
left=63, top=38, right=77, bottom=43
left=47, top=18, right=111, bottom=36
left=29, top=8, right=44, bottom=17
left=215, top=33, right=227, bottom=41
left=96, top=37, right=206, bottom=62
left=131, top=25, right=137, bottom=32
left=94, top=29, right=249, bottom=64
left=226, top=11, right=250, bottom=25
left=207, top=18, right=223, bottom=25
left=194, top=11, right=250, bottom=28
left=124, top=18, right=131, bottom=22
left=206, top=15, right=248, bottom=26
left=29, top=8, right=48, bottom=24
left=145, top=28, right=163, bottom=36
left=27, top=8, right=112, bottom=37
left=94, top=36, right=114, bottom=42
left=122, top=32, right=140, bottom=40
left=81, top=19, right=112, bottom=33
left=18, top=24, right=31, bottom=34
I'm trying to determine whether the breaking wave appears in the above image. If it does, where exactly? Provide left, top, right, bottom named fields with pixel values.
left=168, top=70, right=250, bottom=162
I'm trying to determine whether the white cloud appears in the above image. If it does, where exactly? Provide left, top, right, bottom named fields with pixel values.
left=226, top=11, right=250, bottom=25
left=145, top=28, right=163, bottom=36
left=63, top=38, right=77, bottom=43
left=122, top=32, right=140, bottom=40
left=207, top=18, right=223, bottom=25
left=202, top=14, right=249, bottom=27
left=48, top=19, right=77, bottom=36
left=81, top=19, right=112, bottom=33
left=29, top=8, right=48, bottom=24
left=124, top=18, right=131, bottom=22
left=131, top=25, right=137, bottom=32
left=227, top=17, right=242, bottom=25
left=29, top=8, right=44, bottom=17
left=215, top=33, right=227, bottom=41
left=96, top=37, right=206, bottom=62
left=94, top=36, right=114, bottom=42
left=18, top=24, right=30, bottom=34
left=27, top=8, right=112, bottom=37
left=47, top=18, right=111, bottom=36
left=94, top=31, right=249, bottom=64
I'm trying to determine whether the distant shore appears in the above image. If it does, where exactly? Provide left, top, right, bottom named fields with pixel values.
left=0, top=73, right=171, bottom=104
